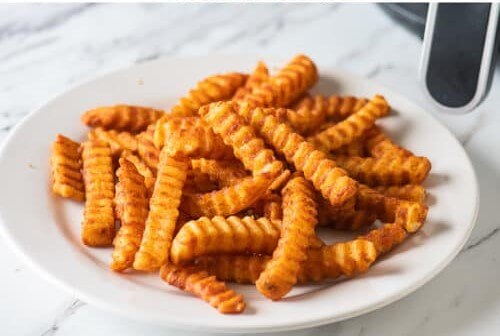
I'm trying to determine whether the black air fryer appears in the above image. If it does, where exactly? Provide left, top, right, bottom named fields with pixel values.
left=379, top=3, right=500, bottom=114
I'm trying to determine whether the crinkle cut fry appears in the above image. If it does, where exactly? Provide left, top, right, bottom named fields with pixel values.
left=170, top=216, right=281, bottom=264
left=375, top=185, right=426, bottom=203
left=111, top=158, right=148, bottom=271
left=169, top=72, right=248, bottom=118
left=81, top=105, right=164, bottom=133
left=333, top=155, right=431, bottom=186
left=256, top=176, right=318, bottom=300
left=235, top=102, right=357, bottom=206
left=81, top=140, right=115, bottom=246
left=360, top=222, right=408, bottom=255
left=160, top=264, right=245, bottom=314
left=190, top=159, right=247, bottom=188
left=233, top=61, right=269, bottom=100
left=364, top=126, right=413, bottom=158
left=242, top=54, right=318, bottom=108
left=133, top=147, right=188, bottom=271
left=50, top=134, right=85, bottom=201
left=180, top=173, right=275, bottom=218
left=356, top=184, right=428, bottom=233
left=154, top=116, right=234, bottom=160
left=308, top=94, right=390, bottom=152
left=326, top=95, right=369, bottom=122
left=199, top=102, right=283, bottom=179
left=287, top=95, right=328, bottom=135
left=120, top=150, right=156, bottom=198
left=88, top=127, right=137, bottom=157
left=196, top=238, right=377, bottom=284
left=136, top=124, right=160, bottom=172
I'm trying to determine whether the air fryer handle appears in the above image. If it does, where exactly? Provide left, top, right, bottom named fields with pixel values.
left=420, top=3, right=499, bottom=114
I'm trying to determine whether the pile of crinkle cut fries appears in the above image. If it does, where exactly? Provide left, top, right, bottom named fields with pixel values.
left=50, top=54, right=431, bottom=314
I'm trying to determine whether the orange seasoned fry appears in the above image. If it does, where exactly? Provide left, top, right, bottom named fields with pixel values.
left=170, top=72, right=248, bottom=118
left=199, top=102, right=283, bottom=178
left=256, top=176, right=318, bottom=300
left=235, top=102, right=358, bottom=206
left=197, top=238, right=377, bottom=284
left=136, top=124, right=160, bottom=172
left=263, top=194, right=282, bottom=222
left=356, top=184, right=428, bottom=233
left=120, top=150, right=156, bottom=197
left=326, top=95, right=368, bottom=121
left=180, top=174, right=274, bottom=217
left=88, top=127, right=137, bottom=157
left=333, top=155, right=431, bottom=186
left=50, top=134, right=85, bottom=201
left=154, top=116, right=234, bottom=159
left=243, top=54, right=318, bottom=108
left=160, top=264, right=245, bottom=314
left=375, top=185, right=426, bottom=203
left=190, top=159, right=247, bottom=188
left=364, top=126, right=413, bottom=158
left=287, top=95, right=328, bottom=135
left=308, top=95, right=390, bottom=152
left=360, top=223, right=408, bottom=255
left=170, top=216, right=281, bottom=264
left=330, top=137, right=366, bottom=157
left=81, top=105, right=164, bottom=133
left=133, top=148, right=188, bottom=271
left=81, top=141, right=115, bottom=246
left=233, top=61, right=269, bottom=100
left=111, top=158, right=148, bottom=271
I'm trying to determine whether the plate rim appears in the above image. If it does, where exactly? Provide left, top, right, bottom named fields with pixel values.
left=0, top=54, right=480, bottom=333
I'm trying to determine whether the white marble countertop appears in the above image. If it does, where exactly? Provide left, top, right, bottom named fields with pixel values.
left=1, top=3, right=500, bottom=336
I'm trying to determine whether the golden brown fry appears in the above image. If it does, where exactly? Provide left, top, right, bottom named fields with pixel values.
left=197, top=238, right=377, bottom=284
left=199, top=102, right=283, bottom=178
left=364, top=126, right=413, bottom=158
left=190, top=159, right=247, bottom=188
left=360, top=222, right=408, bottom=255
left=233, top=61, right=269, bottom=100
left=375, top=185, right=426, bottom=203
left=81, top=141, right=115, bottom=246
left=263, top=193, right=282, bottom=222
left=243, top=54, right=318, bottom=108
left=333, top=155, right=431, bottom=186
left=170, top=216, right=281, bottom=264
left=308, top=95, right=390, bottom=152
left=120, top=150, right=156, bottom=197
left=133, top=148, right=188, bottom=271
left=160, top=264, right=245, bottom=314
left=136, top=124, right=160, bottom=172
left=154, top=116, right=234, bottom=159
left=287, top=95, right=328, bottom=135
left=356, top=184, right=428, bottom=233
left=81, top=105, right=164, bottom=133
left=88, top=127, right=137, bottom=157
left=50, top=134, right=85, bottom=201
left=330, top=137, right=366, bottom=157
left=170, top=73, right=248, bottom=118
left=235, top=102, right=358, bottom=206
left=326, top=95, right=369, bottom=122
left=111, top=158, right=148, bottom=271
left=256, top=176, right=318, bottom=300
left=180, top=174, right=274, bottom=218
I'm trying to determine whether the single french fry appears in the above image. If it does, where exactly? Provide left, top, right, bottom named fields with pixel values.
left=235, top=102, right=358, bottom=206
left=170, top=216, right=281, bottom=264
left=263, top=194, right=282, bottom=222
left=136, top=124, right=160, bottom=172
left=180, top=174, right=274, bottom=218
left=81, top=105, right=164, bottom=133
left=190, top=159, right=247, bottom=188
left=360, top=222, right=408, bottom=255
left=50, top=134, right=85, bottom=201
left=375, top=185, right=426, bottom=203
left=243, top=54, right=318, bottom=108
left=111, top=158, right=148, bottom=271
left=81, top=141, right=115, bottom=246
left=364, top=126, right=413, bottom=158
left=287, top=95, right=328, bottom=135
left=169, top=72, right=248, bottom=118
left=308, top=95, right=390, bottom=152
left=326, top=95, right=368, bottom=122
left=120, top=150, right=156, bottom=198
left=233, top=61, right=269, bottom=100
left=256, top=176, right=318, bottom=300
left=333, top=155, right=431, bottom=186
left=160, top=264, right=246, bottom=314
left=88, top=127, right=137, bottom=157
left=133, top=147, right=188, bottom=271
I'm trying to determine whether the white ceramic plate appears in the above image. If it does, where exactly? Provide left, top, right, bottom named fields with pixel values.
left=0, top=55, right=478, bottom=333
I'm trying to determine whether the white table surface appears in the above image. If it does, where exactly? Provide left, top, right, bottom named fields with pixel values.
left=1, top=4, right=500, bottom=336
